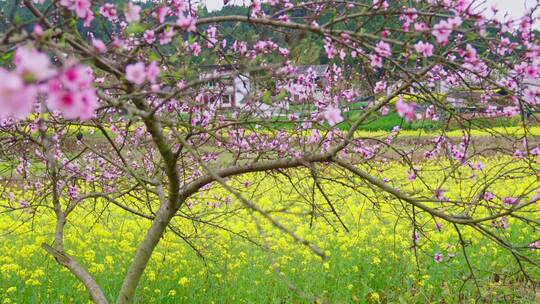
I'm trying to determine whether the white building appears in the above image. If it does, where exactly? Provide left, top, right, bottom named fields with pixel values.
left=200, top=65, right=250, bottom=108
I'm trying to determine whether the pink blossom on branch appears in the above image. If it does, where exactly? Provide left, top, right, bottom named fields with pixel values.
left=144, top=30, right=156, bottom=44
left=324, top=38, right=336, bottom=59
left=524, top=65, right=538, bottom=79
left=74, top=0, right=90, bottom=18
left=431, top=16, right=462, bottom=45
left=431, top=20, right=452, bottom=45
left=146, top=61, right=161, bottom=84
left=185, top=42, right=201, bottom=56
left=395, top=97, right=415, bottom=122
left=124, top=2, right=141, bottom=23
left=47, top=64, right=99, bottom=120
left=99, top=3, right=118, bottom=21
left=207, top=26, right=218, bottom=48
left=414, top=22, right=428, bottom=31
left=375, top=41, right=392, bottom=58
left=33, top=24, right=43, bottom=37
left=414, top=41, right=434, bottom=57
left=5, top=45, right=98, bottom=120
left=47, top=86, right=98, bottom=120
left=14, top=45, right=56, bottom=81
left=125, top=62, right=161, bottom=85
left=483, top=192, right=495, bottom=201
left=60, top=65, right=94, bottom=91
left=448, top=16, right=463, bottom=29
left=159, top=27, right=175, bottom=45
left=407, top=169, right=417, bottom=181
left=0, top=69, right=37, bottom=119
left=126, top=62, right=147, bottom=85
left=502, top=106, right=520, bottom=117
left=324, top=105, right=344, bottom=126
left=60, top=0, right=91, bottom=19
left=177, top=14, right=197, bottom=32
left=153, top=7, right=169, bottom=24
left=251, top=0, right=262, bottom=17
left=369, top=54, right=382, bottom=68
left=463, top=44, right=478, bottom=63
left=92, top=39, right=107, bottom=53
left=523, top=87, right=539, bottom=105
left=374, top=81, right=387, bottom=94
left=502, top=197, right=519, bottom=206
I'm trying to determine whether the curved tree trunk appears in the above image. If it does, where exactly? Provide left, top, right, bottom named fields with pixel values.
left=116, top=203, right=176, bottom=304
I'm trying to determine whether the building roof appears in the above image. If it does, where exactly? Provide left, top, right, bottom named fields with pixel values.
left=200, top=64, right=243, bottom=72
left=293, top=65, right=329, bottom=76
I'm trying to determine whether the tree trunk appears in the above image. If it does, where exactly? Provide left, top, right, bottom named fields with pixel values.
left=116, top=203, right=176, bottom=304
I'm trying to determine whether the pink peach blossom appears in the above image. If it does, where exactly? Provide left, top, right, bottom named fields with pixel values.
left=92, top=39, right=107, bottom=53
left=414, top=41, right=434, bottom=57
left=144, top=30, right=156, bottom=44
left=146, top=61, right=160, bottom=84
left=74, top=0, right=91, bottom=18
left=375, top=41, right=391, bottom=58
left=0, top=69, right=37, bottom=118
left=125, top=2, right=141, bottom=23
left=177, top=14, right=197, bottom=32
left=14, top=46, right=55, bottom=81
left=60, top=65, right=93, bottom=91
left=396, top=97, right=415, bottom=121
left=154, top=7, right=169, bottom=24
left=47, top=88, right=98, bottom=120
left=60, top=0, right=91, bottom=19
left=432, top=20, right=452, bottom=45
left=324, top=106, right=344, bottom=126
left=99, top=3, right=117, bottom=21
left=126, top=62, right=146, bottom=85
left=369, top=54, right=382, bottom=68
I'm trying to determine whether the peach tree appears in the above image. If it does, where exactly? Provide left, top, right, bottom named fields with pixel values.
left=0, top=0, right=539, bottom=302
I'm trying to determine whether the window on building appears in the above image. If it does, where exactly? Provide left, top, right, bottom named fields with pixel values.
left=221, top=95, right=232, bottom=104
left=207, top=80, right=217, bottom=88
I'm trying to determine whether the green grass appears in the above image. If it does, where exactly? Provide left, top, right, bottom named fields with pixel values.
left=346, top=111, right=526, bottom=132
left=241, top=108, right=526, bottom=132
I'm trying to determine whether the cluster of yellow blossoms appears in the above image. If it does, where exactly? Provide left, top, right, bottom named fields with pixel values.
left=0, top=156, right=538, bottom=303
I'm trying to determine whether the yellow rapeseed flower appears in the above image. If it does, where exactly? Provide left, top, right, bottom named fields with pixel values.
left=179, top=276, right=189, bottom=286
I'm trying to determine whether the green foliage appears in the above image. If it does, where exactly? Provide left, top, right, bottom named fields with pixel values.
left=380, top=93, right=448, bottom=105
left=125, top=22, right=146, bottom=35
left=290, top=38, right=323, bottom=65
left=262, top=91, right=272, bottom=105
left=0, top=51, right=14, bottom=65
